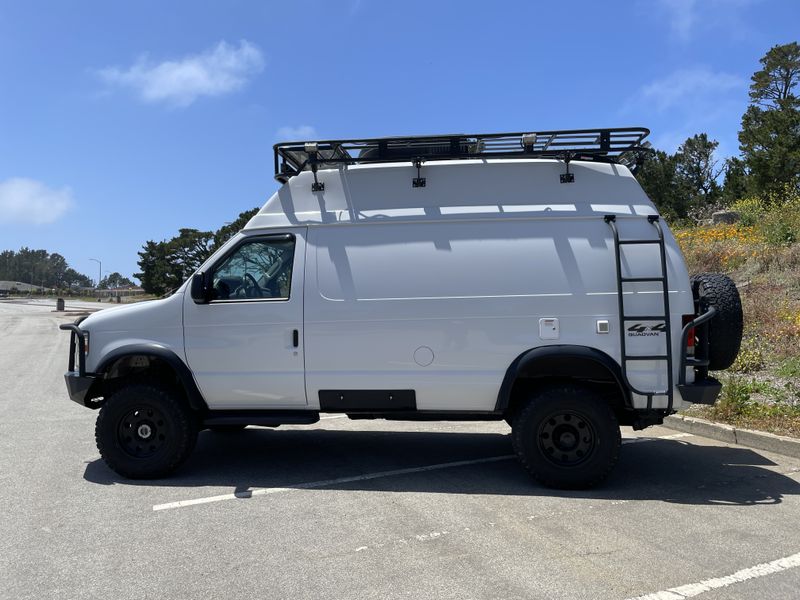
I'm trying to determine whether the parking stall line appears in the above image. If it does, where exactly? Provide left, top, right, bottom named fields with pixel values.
left=622, top=433, right=693, bottom=445
left=626, top=551, right=800, bottom=599
left=152, top=432, right=694, bottom=512
left=153, top=455, right=515, bottom=511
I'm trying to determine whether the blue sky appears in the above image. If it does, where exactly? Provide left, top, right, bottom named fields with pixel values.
left=0, top=0, right=798, bottom=283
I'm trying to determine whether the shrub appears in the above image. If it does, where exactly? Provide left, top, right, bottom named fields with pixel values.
left=777, top=357, right=800, bottom=378
left=731, top=339, right=766, bottom=373
left=730, top=196, right=765, bottom=226
left=758, top=186, right=800, bottom=246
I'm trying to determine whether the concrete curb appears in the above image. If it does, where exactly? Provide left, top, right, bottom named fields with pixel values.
left=664, top=415, right=800, bottom=459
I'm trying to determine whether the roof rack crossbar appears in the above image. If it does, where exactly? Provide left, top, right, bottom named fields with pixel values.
left=274, top=127, right=651, bottom=183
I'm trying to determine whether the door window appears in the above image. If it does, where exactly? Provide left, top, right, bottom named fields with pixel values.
left=211, top=236, right=295, bottom=301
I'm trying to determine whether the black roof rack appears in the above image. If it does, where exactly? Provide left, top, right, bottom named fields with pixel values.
left=274, top=127, right=651, bottom=183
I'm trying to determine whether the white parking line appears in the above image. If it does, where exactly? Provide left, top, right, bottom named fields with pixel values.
left=153, top=455, right=514, bottom=511
left=153, top=432, right=693, bottom=512
left=627, top=551, right=800, bottom=599
left=622, top=433, right=693, bottom=445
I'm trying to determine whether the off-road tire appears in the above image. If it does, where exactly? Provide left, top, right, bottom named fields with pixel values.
left=511, top=384, right=621, bottom=489
left=691, top=273, right=743, bottom=370
left=95, top=382, right=198, bottom=479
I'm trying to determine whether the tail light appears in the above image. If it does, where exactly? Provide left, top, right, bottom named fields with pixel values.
left=682, top=314, right=695, bottom=355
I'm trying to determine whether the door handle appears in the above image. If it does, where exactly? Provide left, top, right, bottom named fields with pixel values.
left=292, top=329, right=299, bottom=348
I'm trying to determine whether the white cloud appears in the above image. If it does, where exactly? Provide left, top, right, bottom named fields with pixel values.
left=654, top=0, right=758, bottom=42
left=0, top=178, right=73, bottom=225
left=632, top=67, right=744, bottom=113
left=657, top=0, right=697, bottom=41
left=98, top=40, right=264, bottom=107
left=276, top=125, right=318, bottom=140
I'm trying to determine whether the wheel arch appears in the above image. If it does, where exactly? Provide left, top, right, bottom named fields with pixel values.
left=93, top=344, right=208, bottom=412
left=495, top=345, right=631, bottom=419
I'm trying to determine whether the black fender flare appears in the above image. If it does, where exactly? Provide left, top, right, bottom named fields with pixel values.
left=95, top=344, right=208, bottom=412
left=494, top=345, right=631, bottom=413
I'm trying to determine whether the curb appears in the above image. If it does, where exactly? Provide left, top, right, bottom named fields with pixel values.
left=664, top=415, right=800, bottom=459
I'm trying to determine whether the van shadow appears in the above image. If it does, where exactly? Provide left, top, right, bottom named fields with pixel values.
left=83, top=429, right=800, bottom=506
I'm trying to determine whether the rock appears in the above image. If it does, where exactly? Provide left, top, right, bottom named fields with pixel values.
left=712, top=210, right=740, bottom=224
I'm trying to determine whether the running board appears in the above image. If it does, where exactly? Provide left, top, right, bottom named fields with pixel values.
left=203, top=410, right=320, bottom=427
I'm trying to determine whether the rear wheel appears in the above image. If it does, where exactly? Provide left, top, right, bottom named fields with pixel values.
left=95, top=382, right=198, bottom=479
left=511, top=384, right=620, bottom=489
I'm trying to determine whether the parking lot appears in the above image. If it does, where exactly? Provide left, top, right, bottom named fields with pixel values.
left=2, top=299, right=800, bottom=599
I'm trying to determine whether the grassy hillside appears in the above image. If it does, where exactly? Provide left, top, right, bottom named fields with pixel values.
left=676, top=189, right=800, bottom=436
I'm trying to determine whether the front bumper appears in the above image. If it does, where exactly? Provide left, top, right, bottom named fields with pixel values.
left=60, top=320, right=100, bottom=408
left=64, top=371, right=98, bottom=407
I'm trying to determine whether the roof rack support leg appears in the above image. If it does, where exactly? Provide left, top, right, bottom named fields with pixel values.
left=311, top=163, right=325, bottom=192
left=412, top=157, right=426, bottom=188
left=560, top=152, right=575, bottom=184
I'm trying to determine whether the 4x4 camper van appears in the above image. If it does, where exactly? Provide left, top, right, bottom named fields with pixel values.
left=60, top=128, right=743, bottom=488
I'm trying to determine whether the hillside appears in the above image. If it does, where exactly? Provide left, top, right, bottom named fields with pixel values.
left=677, top=192, right=800, bottom=436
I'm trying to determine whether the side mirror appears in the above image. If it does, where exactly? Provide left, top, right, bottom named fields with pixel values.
left=190, top=272, right=210, bottom=304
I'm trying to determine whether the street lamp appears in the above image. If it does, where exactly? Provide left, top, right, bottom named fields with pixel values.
left=89, top=258, right=102, bottom=288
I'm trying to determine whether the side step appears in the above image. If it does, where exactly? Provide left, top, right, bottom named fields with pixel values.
left=203, top=410, right=320, bottom=427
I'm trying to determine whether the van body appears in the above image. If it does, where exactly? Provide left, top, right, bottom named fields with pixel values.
left=60, top=129, right=742, bottom=487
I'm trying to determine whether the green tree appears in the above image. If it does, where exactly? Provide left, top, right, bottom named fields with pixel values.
left=135, top=208, right=260, bottom=295
left=0, top=248, right=91, bottom=289
left=739, top=42, right=800, bottom=198
left=98, top=272, right=135, bottom=289
left=675, top=133, right=722, bottom=217
left=213, top=208, right=260, bottom=248
left=135, top=240, right=176, bottom=296
left=721, top=157, right=749, bottom=204
left=636, top=149, right=688, bottom=220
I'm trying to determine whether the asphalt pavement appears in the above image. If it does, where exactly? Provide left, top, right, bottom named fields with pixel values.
left=2, top=299, right=800, bottom=599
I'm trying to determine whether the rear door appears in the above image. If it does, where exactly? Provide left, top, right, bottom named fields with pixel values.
left=183, top=229, right=307, bottom=409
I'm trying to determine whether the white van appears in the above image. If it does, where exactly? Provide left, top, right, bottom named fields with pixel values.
left=60, top=128, right=742, bottom=488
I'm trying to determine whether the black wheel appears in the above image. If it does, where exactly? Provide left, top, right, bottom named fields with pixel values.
left=208, top=424, right=248, bottom=433
left=95, top=382, right=198, bottom=479
left=691, top=273, right=743, bottom=370
left=511, top=384, right=620, bottom=489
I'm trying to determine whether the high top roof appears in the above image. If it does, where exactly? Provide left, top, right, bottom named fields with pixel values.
left=246, top=157, right=657, bottom=231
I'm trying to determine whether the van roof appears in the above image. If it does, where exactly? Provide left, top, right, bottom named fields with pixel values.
left=245, top=157, right=658, bottom=231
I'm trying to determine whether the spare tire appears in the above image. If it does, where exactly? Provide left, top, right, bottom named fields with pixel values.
left=690, top=273, right=743, bottom=370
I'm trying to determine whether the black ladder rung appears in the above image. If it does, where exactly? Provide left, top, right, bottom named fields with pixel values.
left=625, top=355, right=669, bottom=361
left=618, top=239, right=661, bottom=245
left=623, top=315, right=666, bottom=320
left=620, top=276, right=665, bottom=282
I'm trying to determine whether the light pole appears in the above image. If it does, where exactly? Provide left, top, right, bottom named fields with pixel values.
left=89, top=258, right=102, bottom=289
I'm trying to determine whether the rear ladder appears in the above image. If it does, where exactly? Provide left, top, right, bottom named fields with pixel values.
left=604, top=214, right=674, bottom=411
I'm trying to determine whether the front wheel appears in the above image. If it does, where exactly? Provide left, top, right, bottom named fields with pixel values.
left=95, top=382, right=198, bottom=479
left=511, top=384, right=620, bottom=489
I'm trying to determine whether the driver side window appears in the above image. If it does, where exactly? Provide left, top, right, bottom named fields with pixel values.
left=211, top=236, right=295, bottom=301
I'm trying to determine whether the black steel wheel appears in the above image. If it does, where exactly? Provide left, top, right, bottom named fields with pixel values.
left=96, top=382, right=198, bottom=479
left=537, top=410, right=597, bottom=467
left=511, top=384, right=620, bottom=489
left=116, top=405, right=171, bottom=458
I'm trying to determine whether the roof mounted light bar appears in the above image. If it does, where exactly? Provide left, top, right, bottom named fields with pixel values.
left=273, top=127, right=652, bottom=184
